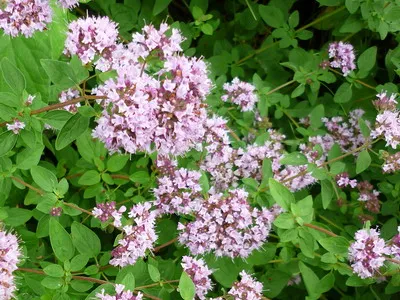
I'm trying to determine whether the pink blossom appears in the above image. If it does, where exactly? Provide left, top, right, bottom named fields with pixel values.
left=0, top=230, right=22, bottom=299
left=221, top=78, right=258, bottom=112
left=372, top=110, right=400, bottom=149
left=390, top=226, right=400, bottom=260
left=59, top=88, right=81, bottom=113
left=110, top=202, right=157, bottom=267
left=181, top=256, right=213, bottom=299
left=6, top=120, right=25, bottom=134
left=92, top=201, right=126, bottom=227
left=349, top=228, right=390, bottom=279
left=0, top=0, right=52, bottom=38
left=374, top=91, right=398, bottom=111
left=57, top=0, right=78, bottom=9
left=64, top=16, right=119, bottom=71
left=382, top=151, right=400, bottom=173
left=227, top=271, right=264, bottom=300
left=178, top=189, right=278, bottom=258
left=96, top=284, right=143, bottom=300
left=328, top=41, right=356, bottom=76
left=336, top=172, right=358, bottom=188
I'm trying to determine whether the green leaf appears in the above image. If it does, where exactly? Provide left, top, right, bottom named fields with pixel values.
left=49, top=218, right=75, bottom=262
left=78, top=170, right=101, bottom=186
left=43, top=264, right=64, bottom=277
left=4, top=208, right=32, bottom=226
left=345, top=0, right=359, bottom=14
left=179, top=271, right=196, bottom=300
left=0, top=92, right=22, bottom=108
left=148, top=263, right=161, bottom=282
left=299, top=229, right=316, bottom=258
left=274, top=213, right=295, bottom=229
left=280, top=152, right=308, bottom=165
left=201, top=23, right=213, bottom=35
left=55, top=113, right=90, bottom=150
left=358, top=118, right=371, bottom=138
left=70, top=254, right=90, bottom=272
left=259, top=5, right=285, bottom=28
left=130, top=171, right=150, bottom=184
left=41, top=277, right=63, bottom=290
left=299, top=262, right=320, bottom=298
left=1, top=58, right=26, bottom=95
left=121, top=273, right=136, bottom=291
left=319, top=236, right=350, bottom=256
left=153, top=0, right=172, bottom=15
left=309, top=104, right=324, bottom=128
left=41, top=59, right=88, bottom=90
left=269, top=178, right=295, bottom=211
left=70, top=280, right=93, bottom=292
left=0, top=131, right=18, bottom=157
left=16, top=145, right=44, bottom=170
left=71, top=222, right=101, bottom=258
left=31, top=165, right=58, bottom=192
left=107, top=154, right=130, bottom=172
left=321, top=180, right=334, bottom=209
left=357, top=46, right=377, bottom=78
left=334, top=82, right=352, bottom=103
left=356, top=150, right=371, bottom=174
left=41, top=110, right=72, bottom=130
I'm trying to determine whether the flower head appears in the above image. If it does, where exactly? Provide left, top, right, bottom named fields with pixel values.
left=348, top=228, right=390, bottom=279
left=96, top=284, right=143, bottom=300
left=372, top=110, right=400, bottom=149
left=227, top=271, right=264, bottom=300
left=181, top=256, right=213, bottom=299
left=0, top=0, right=52, bottom=37
left=221, top=78, right=258, bottom=112
left=6, top=120, right=25, bottom=134
left=59, top=88, right=81, bottom=113
left=57, top=0, right=79, bottom=9
left=0, top=229, right=22, bottom=299
left=178, top=189, right=278, bottom=258
left=374, top=91, right=398, bottom=111
left=64, top=16, right=119, bottom=71
left=328, top=41, right=356, bottom=76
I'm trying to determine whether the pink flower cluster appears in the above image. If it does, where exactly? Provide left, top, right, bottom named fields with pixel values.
left=92, top=23, right=211, bottom=156
left=321, top=109, right=368, bottom=153
left=335, top=172, right=357, bottom=188
left=59, top=88, right=81, bottom=113
left=178, top=189, right=278, bottom=258
left=154, top=158, right=202, bottom=215
left=0, top=0, right=52, bottom=37
left=63, top=16, right=119, bottom=71
left=348, top=228, right=390, bottom=279
left=214, top=271, right=263, bottom=300
left=371, top=92, right=400, bottom=149
left=96, top=284, right=143, bottom=300
left=357, top=181, right=380, bottom=214
left=6, top=120, right=25, bottom=134
left=0, top=230, right=22, bottom=299
left=328, top=41, right=356, bottom=76
left=373, top=91, right=398, bottom=111
left=57, top=0, right=79, bottom=9
left=221, top=78, right=258, bottom=112
left=382, top=151, right=400, bottom=173
left=390, top=226, right=400, bottom=260
left=109, top=203, right=157, bottom=267
left=92, top=201, right=126, bottom=227
left=181, top=256, right=213, bottom=299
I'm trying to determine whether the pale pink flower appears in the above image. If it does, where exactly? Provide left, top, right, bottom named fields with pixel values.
left=6, top=120, right=25, bottom=134
left=181, top=256, right=213, bottom=299
left=328, top=41, right=356, bottom=76
left=221, top=78, right=258, bottom=112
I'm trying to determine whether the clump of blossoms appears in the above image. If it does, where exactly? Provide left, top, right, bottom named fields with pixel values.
left=96, top=284, right=143, bottom=300
left=0, top=229, right=22, bottom=299
left=328, top=41, right=356, bottom=76
left=357, top=181, right=380, bottom=213
left=0, top=0, right=52, bottom=38
left=59, top=88, right=81, bottom=113
left=154, top=158, right=202, bottom=215
left=215, top=271, right=263, bottom=300
left=373, top=91, right=398, bottom=111
left=110, top=202, right=157, bottom=267
left=181, top=256, right=213, bottom=299
left=336, top=172, right=358, bottom=188
left=63, top=16, right=119, bottom=71
left=221, top=78, right=258, bottom=112
left=92, top=201, right=126, bottom=227
left=390, top=226, right=400, bottom=260
left=6, top=120, right=25, bottom=134
left=381, top=151, right=400, bottom=173
left=178, top=189, right=278, bottom=258
left=371, top=92, right=400, bottom=149
left=348, top=228, right=390, bottom=279
left=92, top=23, right=211, bottom=156
left=57, top=0, right=78, bottom=9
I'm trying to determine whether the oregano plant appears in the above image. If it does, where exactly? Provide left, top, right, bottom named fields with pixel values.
left=0, top=0, right=400, bottom=299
